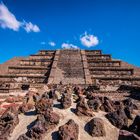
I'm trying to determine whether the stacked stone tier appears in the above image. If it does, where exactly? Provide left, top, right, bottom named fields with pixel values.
left=85, top=50, right=102, bottom=55
left=86, top=54, right=111, bottom=60
left=89, top=67, right=134, bottom=76
left=0, top=50, right=56, bottom=92
left=87, top=60, right=121, bottom=67
left=8, top=66, right=50, bottom=74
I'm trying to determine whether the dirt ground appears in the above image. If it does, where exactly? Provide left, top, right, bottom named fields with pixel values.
left=8, top=94, right=120, bottom=140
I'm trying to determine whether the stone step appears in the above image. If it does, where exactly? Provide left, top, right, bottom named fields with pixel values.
left=85, top=50, right=102, bottom=55
left=89, top=67, right=133, bottom=76
left=8, top=66, right=50, bottom=74
left=86, top=54, right=111, bottom=60
left=20, top=60, right=52, bottom=66
left=38, top=50, right=55, bottom=55
left=92, top=76, right=140, bottom=80
left=88, top=60, right=121, bottom=67
left=0, top=74, right=47, bottom=83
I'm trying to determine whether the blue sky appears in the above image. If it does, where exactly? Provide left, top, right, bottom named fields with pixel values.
left=0, top=0, right=140, bottom=66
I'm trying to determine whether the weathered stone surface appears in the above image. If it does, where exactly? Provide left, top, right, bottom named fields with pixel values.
left=76, top=97, right=94, bottom=117
left=87, top=98, right=101, bottom=112
left=0, top=106, right=19, bottom=140
left=60, top=93, right=72, bottom=109
left=58, top=119, right=79, bottom=140
left=106, top=109, right=128, bottom=129
left=27, top=120, right=46, bottom=140
left=35, top=98, right=53, bottom=114
left=27, top=109, right=60, bottom=140
left=87, top=118, right=106, bottom=137
left=43, top=109, right=60, bottom=130
left=100, top=97, right=115, bottom=112
left=119, top=130, right=140, bottom=140
left=18, top=103, right=34, bottom=114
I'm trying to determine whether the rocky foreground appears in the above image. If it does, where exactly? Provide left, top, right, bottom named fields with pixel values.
left=0, top=84, right=140, bottom=140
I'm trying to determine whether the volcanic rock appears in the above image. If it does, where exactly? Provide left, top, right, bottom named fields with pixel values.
left=105, top=109, right=128, bottom=129
left=27, top=120, right=46, bottom=140
left=60, top=93, right=72, bottom=109
left=100, top=97, right=115, bottom=112
left=87, top=118, right=106, bottom=137
left=0, top=106, right=19, bottom=140
left=43, top=109, right=60, bottom=130
left=76, top=97, right=94, bottom=117
left=35, top=98, right=53, bottom=114
left=27, top=109, right=60, bottom=140
left=58, top=119, right=79, bottom=140
left=87, top=98, right=101, bottom=112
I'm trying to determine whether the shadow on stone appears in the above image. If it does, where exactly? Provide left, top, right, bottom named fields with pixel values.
left=53, top=103, right=63, bottom=109
left=51, top=131, right=60, bottom=140
left=27, top=120, right=36, bottom=130
left=70, top=108, right=76, bottom=114
left=84, top=121, right=90, bottom=134
left=25, top=110, right=37, bottom=116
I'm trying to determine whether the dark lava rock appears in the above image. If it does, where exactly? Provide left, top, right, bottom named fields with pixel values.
left=60, top=93, right=72, bottom=109
left=105, top=109, right=128, bottom=129
left=35, top=98, right=53, bottom=114
left=87, top=118, right=106, bottom=137
left=43, top=109, right=60, bottom=130
left=27, top=109, right=60, bottom=140
left=0, top=106, right=19, bottom=140
left=76, top=97, right=94, bottom=117
left=119, top=130, right=140, bottom=140
left=58, top=119, right=79, bottom=140
left=123, top=98, right=138, bottom=110
left=100, top=97, right=115, bottom=112
left=87, top=98, right=101, bottom=112
left=129, top=115, right=140, bottom=136
left=27, top=120, right=46, bottom=140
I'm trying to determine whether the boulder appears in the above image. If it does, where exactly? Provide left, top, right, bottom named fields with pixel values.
left=27, top=109, right=60, bottom=140
left=60, top=93, right=72, bottom=109
left=0, top=106, right=19, bottom=140
left=58, top=119, right=79, bottom=140
left=27, top=120, right=46, bottom=140
left=119, top=130, right=140, bottom=140
left=76, top=97, right=94, bottom=117
left=105, top=109, right=128, bottom=129
left=87, top=118, right=106, bottom=137
left=100, top=97, right=115, bottom=112
left=87, top=98, right=101, bottom=112
left=43, top=109, right=60, bottom=130
left=35, top=98, right=53, bottom=114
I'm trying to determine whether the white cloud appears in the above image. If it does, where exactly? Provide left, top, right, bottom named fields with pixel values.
left=48, top=41, right=56, bottom=47
left=80, top=32, right=99, bottom=47
left=0, top=2, right=21, bottom=31
left=41, top=41, right=46, bottom=45
left=23, top=22, right=40, bottom=33
left=61, top=43, right=79, bottom=49
left=0, top=2, right=40, bottom=33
